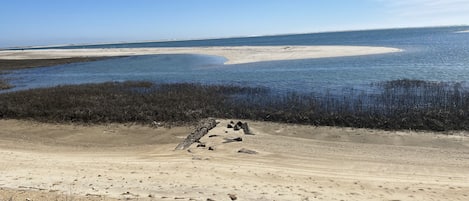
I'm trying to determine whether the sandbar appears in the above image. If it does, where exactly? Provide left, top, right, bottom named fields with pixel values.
left=0, top=46, right=401, bottom=65
left=456, top=30, right=469, bottom=33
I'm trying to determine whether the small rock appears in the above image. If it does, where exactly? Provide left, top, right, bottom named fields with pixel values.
left=208, top=135, right=219, bottom=138
left=192, top=156, right=203, bottom=160
left=227, top=124, right=233, bottom=128
left=233, top=125, right=241, bottom=131
left=233, top=137, right=243, bottom=142
left=238, top=148, right=258, bottom=154
left=241, top=122, right=253, bottom=135
left=236, top=121, right=243, bottom=127
left=207, top=198, right=215, bottom=201
left=228, top=193, right=237, bottom=200
left=208, top=146, right=215, bottom=151
left=197, top=143, right=206, bottom=148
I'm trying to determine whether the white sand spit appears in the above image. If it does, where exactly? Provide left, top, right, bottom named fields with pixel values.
left=455, top=30, right=469, bottom=33
left=0, top=46, right=401, bottom=65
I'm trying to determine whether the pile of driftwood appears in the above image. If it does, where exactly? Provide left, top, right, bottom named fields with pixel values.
left=174, top=119, right=255, bottom=151
left=175, top=118, right=218, bottom=150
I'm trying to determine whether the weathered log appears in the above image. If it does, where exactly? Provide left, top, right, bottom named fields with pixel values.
left=175, top=118, right=218, bottom=150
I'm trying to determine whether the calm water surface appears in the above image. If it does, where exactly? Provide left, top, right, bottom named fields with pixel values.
left=2, top=26, right=469, bottom=94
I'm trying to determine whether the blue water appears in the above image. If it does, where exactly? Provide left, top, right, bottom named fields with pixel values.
left=2, top=26, right=469, bottom=94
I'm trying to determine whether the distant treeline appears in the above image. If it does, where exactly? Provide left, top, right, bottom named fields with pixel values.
left=1, top=79, right=468, bottom=131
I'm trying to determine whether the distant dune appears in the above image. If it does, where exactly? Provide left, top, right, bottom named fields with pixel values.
left=0, top=46, right=401, bottom=65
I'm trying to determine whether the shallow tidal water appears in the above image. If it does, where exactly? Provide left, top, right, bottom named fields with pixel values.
left=2, top=26, right=469, bottom=94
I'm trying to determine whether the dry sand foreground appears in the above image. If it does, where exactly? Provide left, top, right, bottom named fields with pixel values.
left=1, top=119, right=468, bottom=201
left=0, top=46, right=401, bottom=65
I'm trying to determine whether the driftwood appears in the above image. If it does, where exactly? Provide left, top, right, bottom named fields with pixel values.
left=238, top=148, right=258, bottom=154
left=223, top=137, right=243, bottom=144
left=175, top=118, right=218, bottom=150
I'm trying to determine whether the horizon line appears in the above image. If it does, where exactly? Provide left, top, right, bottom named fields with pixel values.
left=2, top=24, right=468, bottom=50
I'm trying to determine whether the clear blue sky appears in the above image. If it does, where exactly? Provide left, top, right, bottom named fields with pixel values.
left=1, top=0, right=468, bottom=48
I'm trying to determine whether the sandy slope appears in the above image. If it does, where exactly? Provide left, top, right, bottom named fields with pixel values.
left=1, top=119, right=468, bottom=201
left=0, top=46, right=401, bottom=65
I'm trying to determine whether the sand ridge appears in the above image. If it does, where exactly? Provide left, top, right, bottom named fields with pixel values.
left=0, top=119, right=468, bottom=201
left=0, top=45, right=401, bottom=65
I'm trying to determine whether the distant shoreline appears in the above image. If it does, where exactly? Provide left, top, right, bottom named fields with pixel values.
left=0, top=46, right=401, bottom=65
left=0, top=57, right=113, bottom=71
left=2, top=25, right=467, bottom=50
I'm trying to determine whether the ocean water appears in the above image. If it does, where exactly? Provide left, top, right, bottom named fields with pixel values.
left=2, top=26, right=469, bottom=94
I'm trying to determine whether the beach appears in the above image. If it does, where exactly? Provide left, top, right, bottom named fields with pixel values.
left=1, top=43, right=468, bottom=201
left=0, top=46, right=401, bottom=65
left=1, top=119, right=468, bottom=201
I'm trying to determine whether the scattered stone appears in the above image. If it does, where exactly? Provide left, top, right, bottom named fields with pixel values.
left=230, top=121, right=234, bottom=124
left=238, top=148, right=258, bottom=154
left=228, top=193, right=237, bottom=200
left=208, top=134, right=219, bottom=138
left=207, top=198, right=215, bottom=201
left=227, top=124, right=233, bottom=128
left=236, top=121, right=243, bottom=127
left=233, top=124, right=241, bottom=131
left=241, top=122, right=254, bottom=135
left=208, top=146, right=215, bottom=151
left=197, top=143, right=206, bottom=148
left=233, top=137, right=243, bottom=141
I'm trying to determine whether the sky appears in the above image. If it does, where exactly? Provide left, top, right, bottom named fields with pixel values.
left=1, top=0, right=469, bottom=48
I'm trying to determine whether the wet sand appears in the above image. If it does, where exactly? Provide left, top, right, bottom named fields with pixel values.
left=0, top=46, right=401, bottom=65
left=1, top=119, right=468, bottom=201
